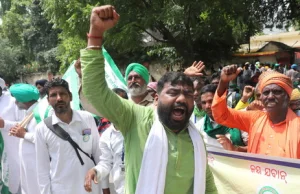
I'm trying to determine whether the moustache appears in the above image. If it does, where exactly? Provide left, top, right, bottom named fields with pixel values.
left=172, top=102, right=188, bottom=111
left=129, top=82, right=141, bottom=88
left=55, top=102, right=66, bottom=106
left=266, top=99, right=277, bottom=104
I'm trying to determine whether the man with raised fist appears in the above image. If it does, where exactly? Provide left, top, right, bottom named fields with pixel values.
left=212, top=65, right=300, bottom=159
left=82, top=5, right=217, bottom=194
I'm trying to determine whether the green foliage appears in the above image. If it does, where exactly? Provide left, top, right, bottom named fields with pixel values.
left=56, top=35, right=86, bottom=73
left=1, top=0, right=300, bottom=82
left=0, top=38, right=23, bottom=83
left=0, top=0, right=60, bottom=82
left=39, top=0, right=300, bottom=69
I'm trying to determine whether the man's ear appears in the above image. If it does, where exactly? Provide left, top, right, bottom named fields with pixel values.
left=70, top=92, right=73, bottom=101
left=154, top=93, right=159, bottom=106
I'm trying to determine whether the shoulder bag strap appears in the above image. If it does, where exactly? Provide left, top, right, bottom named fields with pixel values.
left=44, top=117, right=96, bottom=165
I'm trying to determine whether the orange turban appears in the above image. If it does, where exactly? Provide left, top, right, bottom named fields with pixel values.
left=258, top=71, right=293, bottom=96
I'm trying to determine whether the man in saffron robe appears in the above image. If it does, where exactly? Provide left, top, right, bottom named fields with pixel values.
left=212, top=66, right=300, bottom=158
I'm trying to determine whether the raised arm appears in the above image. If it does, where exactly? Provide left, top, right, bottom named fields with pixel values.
left=81, top=6, right=151, bottom=134
left=212, top=65, right=263, bottom=132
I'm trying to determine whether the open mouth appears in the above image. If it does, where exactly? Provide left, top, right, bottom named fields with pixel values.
left=266, top=102, right=277, bottom=108
left=172, top=106, right=186, bottom=121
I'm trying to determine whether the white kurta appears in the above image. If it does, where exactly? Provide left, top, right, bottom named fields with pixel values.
left=95, top=125, right=125, bottom=194
left=35, top=110, right=101, bottom=194
left=0, top=91, right=25, bottom=193
left=195, top=117, right=225, bottom=150
left=19, top=102, right=40, bottom=194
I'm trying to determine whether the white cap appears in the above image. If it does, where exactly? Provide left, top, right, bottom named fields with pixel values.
left=0, top=78, right=5, bottom=89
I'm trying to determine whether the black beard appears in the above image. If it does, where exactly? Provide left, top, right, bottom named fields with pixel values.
left=53, top=102, right=69, bottom=114
left=157, top=101, right=192, bottom=131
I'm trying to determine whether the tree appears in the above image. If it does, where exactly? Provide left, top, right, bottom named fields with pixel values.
left=0, top=0, right=60, bottom=81
left=40, top=0, right=300, bottom=69
left=0, top=38, right=24, bottom=83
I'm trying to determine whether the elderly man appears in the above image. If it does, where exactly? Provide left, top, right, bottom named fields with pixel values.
left=212, top=65, right=300, bottom=158
left=0, top=79, right=25, bottom=194
left=125, top=63, right=153, bottom=106
left=83, top=5, right=216, bottom=194
left=9, top=84, right=40, bottom=194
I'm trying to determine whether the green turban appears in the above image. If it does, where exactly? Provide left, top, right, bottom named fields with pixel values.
left=9, top=83, right=39, bottom=103
left=125, top=63, right=149, bottom=85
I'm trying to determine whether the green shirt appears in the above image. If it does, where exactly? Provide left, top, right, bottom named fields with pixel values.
left=81, top=49, right=217, bottom=194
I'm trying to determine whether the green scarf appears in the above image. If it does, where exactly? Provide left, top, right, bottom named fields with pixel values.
left=203, top=114, right=245, bottom=146
left=0, top=132, right=11, bottom=194
left=193, top=106, right=205, bottom=118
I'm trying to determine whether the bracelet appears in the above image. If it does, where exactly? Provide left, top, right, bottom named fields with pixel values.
left=85, top=45, right=101, bottom=50
left=87, top=33, right=103, bottom=39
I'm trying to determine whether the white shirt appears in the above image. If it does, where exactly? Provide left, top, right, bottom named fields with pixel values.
left=190, top=112, right=202, bottom=124
left=0, top=91, right=25, bottom=193
left=95, top=125, right=125, bottom=194
left=35, top=110, right=101, bottom=194
left=196, top=117, right=225, bottom=150
left=19, top=102, right=40, bottom=194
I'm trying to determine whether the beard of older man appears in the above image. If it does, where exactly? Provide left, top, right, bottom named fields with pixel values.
left=128, top=82, right=147, bottom=97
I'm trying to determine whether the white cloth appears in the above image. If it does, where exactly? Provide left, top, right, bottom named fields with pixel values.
left=135, top=115, right=207, bottom=194
left=0, top=91, right=25, bottom=193
left=94, top=125, right=125, bottom=194
left=196, top=117, right=225, bottom=150
left=196, top=117, right=248, bottom=148
left=190, top=112, right=202, bottom=124
left=19, top=102, right=40, bottom=194
left=35, top=110, right=101, bottom=194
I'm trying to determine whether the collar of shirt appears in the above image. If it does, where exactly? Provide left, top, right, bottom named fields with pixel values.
left=129, top=92, right=154, bottom=106
left=111, top=124, right=121, bottom=133
left=139, top=92, right=154, bottom=105
left=51, top=110, right=82, bottom=125
left=209, top=117, right=219, bottom=128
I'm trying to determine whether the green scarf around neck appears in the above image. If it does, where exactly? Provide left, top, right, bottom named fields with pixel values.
left=203, top=114, right=245, bottom=146
left=193, top=106, right=205, bottom=118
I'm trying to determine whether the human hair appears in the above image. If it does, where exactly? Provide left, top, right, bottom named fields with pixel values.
left=35, top=79, right=48, bottom=87
left=112, top=88, right=128, bottom=99
left=200, top=84, right=217, bottom=96
left=190, top=76, right=204, bottom=83
left=46, top=70, right=53, bottom=75
left=157, top=72, right=194, bottom=94
left=210, top=72, right=220, bottom=82
left=44, top=78, right=71, bottom=96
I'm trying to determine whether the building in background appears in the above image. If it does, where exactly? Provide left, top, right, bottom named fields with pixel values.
left=232, top=31, right=300, bottom=66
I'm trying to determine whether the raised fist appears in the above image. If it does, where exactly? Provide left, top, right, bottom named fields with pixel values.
left=241, top=85, right=254, bottom=103
left=89, top=5, right=120, bottom=36
left=220, top=65, right=242, bottom=83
